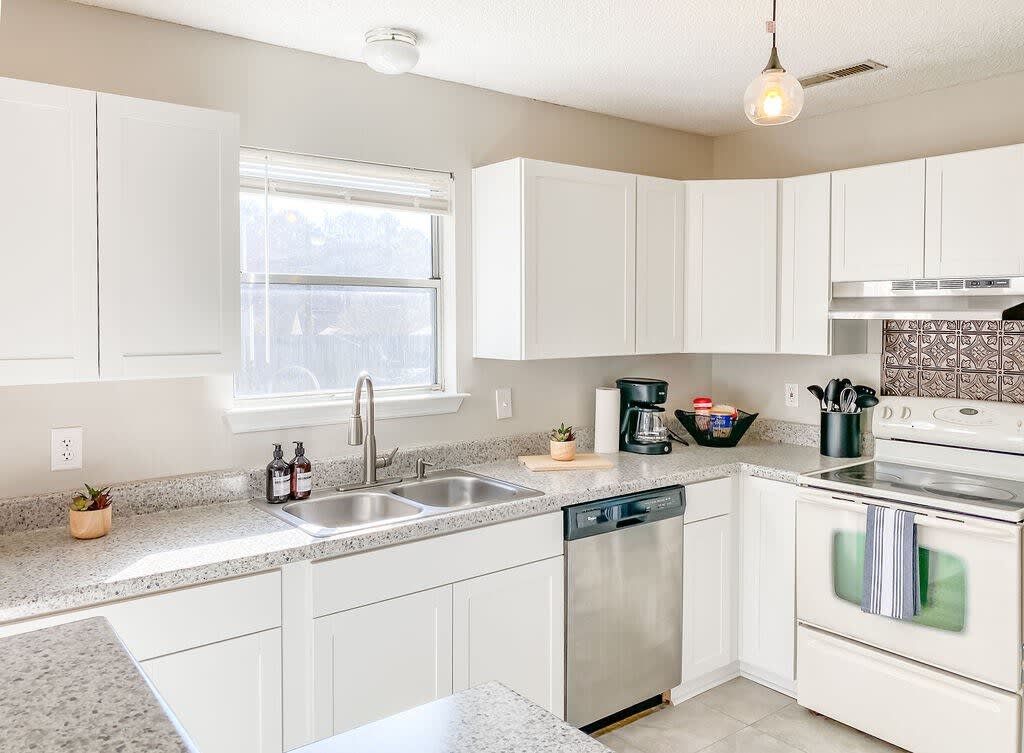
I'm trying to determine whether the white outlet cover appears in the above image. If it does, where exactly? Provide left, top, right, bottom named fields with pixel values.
left=785, top=383, right=799, bottom=408
left=51, top=427, right=83, bottom=471
left=495, top=387, right=513, bottom=420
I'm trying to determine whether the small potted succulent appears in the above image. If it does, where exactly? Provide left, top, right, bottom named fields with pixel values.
left=549, top=423, right=577, bottom=461
left=69, top=484, right=114, bottom=540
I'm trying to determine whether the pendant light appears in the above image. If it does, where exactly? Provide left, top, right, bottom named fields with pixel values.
left=743, top=0, right=804, bottom=125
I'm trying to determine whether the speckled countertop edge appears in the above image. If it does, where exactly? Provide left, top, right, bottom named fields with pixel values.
left=0, top=441, right=856, bottom=624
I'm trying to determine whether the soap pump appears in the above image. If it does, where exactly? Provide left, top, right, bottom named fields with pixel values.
left=266, top=443, right=291, bottom=503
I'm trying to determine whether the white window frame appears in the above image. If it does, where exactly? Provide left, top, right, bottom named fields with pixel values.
left=225, top=149, right=465, bottom=434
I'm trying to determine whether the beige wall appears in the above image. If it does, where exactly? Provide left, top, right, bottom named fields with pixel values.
left=709, top=70, right=1024, bottom=424
left=0, top=0, right=713, bottom=497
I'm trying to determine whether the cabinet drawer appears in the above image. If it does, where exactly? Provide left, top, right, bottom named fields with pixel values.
left=0, top=571, right=281, bottom=661
left=313, top=512, right=562, bottom=617
left=684, top=477, right=734, bottom=524
left=797, top=625, right=1020, bottom=753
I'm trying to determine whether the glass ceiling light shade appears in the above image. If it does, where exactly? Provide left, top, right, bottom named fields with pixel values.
left=743, top=3, right=804, bottom=126
left=363, top=28, right=420, bottom=75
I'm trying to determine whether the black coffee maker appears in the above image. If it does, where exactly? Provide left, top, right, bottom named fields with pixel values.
left=617, top=377, right=672, bottom=455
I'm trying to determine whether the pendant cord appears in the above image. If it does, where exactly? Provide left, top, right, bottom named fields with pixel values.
left=772, top=0, right=777, bottom=47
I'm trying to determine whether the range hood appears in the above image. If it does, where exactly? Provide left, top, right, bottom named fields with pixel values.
left=830, top=278, right=1024, bottom=321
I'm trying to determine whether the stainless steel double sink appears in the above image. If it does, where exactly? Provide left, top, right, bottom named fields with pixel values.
left=253, top=468, right=543, bottom=537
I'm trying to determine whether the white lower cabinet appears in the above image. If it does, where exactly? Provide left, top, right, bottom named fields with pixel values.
left=141, top=629, right=283, bottom=753
left=738, top=477, right=797, bottom=692
left=453, top=556, right=565, bottom=716
left=313, top=585, right=454, bottom=738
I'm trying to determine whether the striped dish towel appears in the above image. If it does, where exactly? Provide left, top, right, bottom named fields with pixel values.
left=861, top=505, right=921, bottom=620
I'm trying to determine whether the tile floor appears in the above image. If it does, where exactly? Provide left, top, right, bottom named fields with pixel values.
left=593, top=678, right=906, bottom=753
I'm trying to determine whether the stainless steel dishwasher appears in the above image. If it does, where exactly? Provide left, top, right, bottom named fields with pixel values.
left=564, top=486, right=685, bottom=729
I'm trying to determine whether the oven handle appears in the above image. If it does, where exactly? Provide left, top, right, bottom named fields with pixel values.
left=798, top=492, right=1021, bottom=541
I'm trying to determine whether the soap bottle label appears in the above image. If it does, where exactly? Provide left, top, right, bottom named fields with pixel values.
left=295, top=471, right=312, bottom=494
left=272, top=473, right=291, bottom=497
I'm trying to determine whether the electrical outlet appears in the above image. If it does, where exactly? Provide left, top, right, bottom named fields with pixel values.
left=495, top=387, right=513, bottom=420
left=784, top=383, right=799, bottom=408
left=51, top=427, right=83, bottom=471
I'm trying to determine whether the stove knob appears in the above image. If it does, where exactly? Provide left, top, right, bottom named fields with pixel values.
left=882, top=406, right=894, bottom=420
left=900, top=406, right=912, bottom=420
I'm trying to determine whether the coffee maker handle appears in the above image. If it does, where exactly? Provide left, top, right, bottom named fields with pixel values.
left=620, top=406, right=639, bottom=436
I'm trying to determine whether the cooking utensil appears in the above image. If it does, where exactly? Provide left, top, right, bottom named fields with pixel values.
left=824, top=379, right=842, bottom=412
left=840, top=387, right=859, bottom=414
left=856, top=394, right=880, bottom=410
left=854, top=385, right=877, bottom=397
left=807, top=385, right=825, bottom=410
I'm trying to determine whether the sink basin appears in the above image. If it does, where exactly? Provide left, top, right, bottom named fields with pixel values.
left=260, top=490, right=423, bottom=536
left=391, top=470, right=542, bottom=508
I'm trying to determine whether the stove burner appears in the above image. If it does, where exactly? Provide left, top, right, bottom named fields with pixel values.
left=922, top=482, right=1016, bottom=502
left=837, top=467, right=902, bottom=483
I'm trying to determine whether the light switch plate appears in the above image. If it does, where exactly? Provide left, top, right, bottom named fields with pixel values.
left=784, top=383, right=799, bottom=408
left=495, top=387, right=513, bottom=420
left=51, top=427, right=83, bottom=471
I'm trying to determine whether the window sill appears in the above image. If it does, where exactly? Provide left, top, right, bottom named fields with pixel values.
left=224, top=390, right=469, bottom=434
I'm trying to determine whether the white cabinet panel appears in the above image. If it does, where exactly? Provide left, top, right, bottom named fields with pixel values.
left=97, top=93, right=240, bottom=378
left=925, top=144, right=1024, bottom=278
left=636, top=176, right=685, bottom=354
left=739, top=477, right=796, bottom=690
left=831, top=160, right=925, bottom=282
left=453, top=557, right=565, bottom=717
left=0, top=77, right=98, bottom=385
left=684, top=180, right=777, bottom=353
left=313, top=585, right=454, bottom=737
left=141, top=629, right=282, bottom=753
left=779, top=174, right=830, bottom=355
left=682, top=512, right=736, bottom=683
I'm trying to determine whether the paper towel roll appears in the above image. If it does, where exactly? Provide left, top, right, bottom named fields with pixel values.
left=594, top=387, right=621, bottom=454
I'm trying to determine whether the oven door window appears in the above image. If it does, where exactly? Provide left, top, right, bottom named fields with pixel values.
left=832, top=531, right=967, bottom=633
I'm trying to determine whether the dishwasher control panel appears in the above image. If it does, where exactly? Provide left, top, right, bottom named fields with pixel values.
left=564, top=486, right=685, bottom=540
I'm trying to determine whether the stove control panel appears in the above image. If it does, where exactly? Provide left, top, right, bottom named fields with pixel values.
left=874, top=397, right=1024, bottom=453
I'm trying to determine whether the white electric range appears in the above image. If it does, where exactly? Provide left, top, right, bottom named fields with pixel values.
left=796, top=396, right=1024, bottom=753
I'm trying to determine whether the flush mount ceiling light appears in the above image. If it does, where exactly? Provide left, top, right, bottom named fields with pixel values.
left=363, top=28, right=420, bottom=75
left=743, top=0, right=804, bottom=126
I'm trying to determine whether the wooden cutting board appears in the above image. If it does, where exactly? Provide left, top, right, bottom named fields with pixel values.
left=518, top=453, right=616, bottom=471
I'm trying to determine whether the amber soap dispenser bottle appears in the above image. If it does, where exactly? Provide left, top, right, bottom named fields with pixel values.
left=290, top=441, right=312, bottom=500
left=266, top=443, right=291, bottom=503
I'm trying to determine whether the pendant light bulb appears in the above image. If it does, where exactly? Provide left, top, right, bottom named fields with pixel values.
left=743, top=3, right=804, bottom=126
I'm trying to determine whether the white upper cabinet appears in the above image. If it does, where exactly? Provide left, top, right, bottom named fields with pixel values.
left=778, top=173, right=831, bottom=355
left=925, top=144, right=1024, bottom=278
left=0, top=78, right=98, bottom=385
left=831, top=160, right=925, bottom=282
left=684, top=179, right=777, bottom=353
left=636, top=176, right=686, bottom=354
left=473, top=158, right=636, bottom=360
left=98, top=94, right=240, bottom=379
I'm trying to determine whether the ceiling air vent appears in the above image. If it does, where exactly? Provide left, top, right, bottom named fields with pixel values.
left=799, top=60, right=887, bottom=89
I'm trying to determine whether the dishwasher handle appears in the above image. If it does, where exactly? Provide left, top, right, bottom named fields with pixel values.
left=615, top=514, right=647, bottom=528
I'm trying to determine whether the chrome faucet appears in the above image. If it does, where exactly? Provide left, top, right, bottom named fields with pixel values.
left=344, top=371, right=398, bottom=488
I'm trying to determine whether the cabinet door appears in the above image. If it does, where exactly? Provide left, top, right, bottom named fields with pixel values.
left=684, top=180, right=777, bottom=353
left=523, top=160, right=636, bottom=358
left=141, top=629, right=282, bottom=753
left=453, top=557, right=565, bottom=717
left=313, top=585, right=453, bottom=737
left=636, top=176, right=686, bottom=354
left=97, top=93, right=240, bottom=378
left=925, top=145, right=1024, bottom=278
left=831, top=160, right=925, bottom=282
left=779, top=174, right=831, bottom=355
left=738, top=477, right=796, bottom=688
left=682, top=514, right=736, bottom=683
left=0, top=77, right=98, bottom=385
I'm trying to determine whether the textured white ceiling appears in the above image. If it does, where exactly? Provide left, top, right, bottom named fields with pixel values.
left=71, top=0, right=1024, bottom=135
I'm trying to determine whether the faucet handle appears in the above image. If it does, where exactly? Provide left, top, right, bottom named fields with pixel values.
left=416, top=458, right=435, bottom=480
left=376, top=446, right=399, bottom=469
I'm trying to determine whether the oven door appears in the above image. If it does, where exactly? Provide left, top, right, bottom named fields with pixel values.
left=797, top=489, right=1022, bottom=691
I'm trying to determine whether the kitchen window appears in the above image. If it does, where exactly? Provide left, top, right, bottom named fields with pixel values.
left=226, top=149, right=462, bottom=433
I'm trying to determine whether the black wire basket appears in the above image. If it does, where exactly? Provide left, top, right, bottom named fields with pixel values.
left=675, top=409, right=759, bottom=448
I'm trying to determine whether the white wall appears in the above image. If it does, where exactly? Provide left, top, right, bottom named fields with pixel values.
left=709, top=70, right=1024, bottom=423
left=0, top=0, right=713, bottom=497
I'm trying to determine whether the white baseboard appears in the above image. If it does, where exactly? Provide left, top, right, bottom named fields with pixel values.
left=669, top=662, right=740, bottom=705
left=739, top=662, right=796, bottom=698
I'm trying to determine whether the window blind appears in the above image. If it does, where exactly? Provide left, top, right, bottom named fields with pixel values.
left=240, top=148, right=452, bottom=215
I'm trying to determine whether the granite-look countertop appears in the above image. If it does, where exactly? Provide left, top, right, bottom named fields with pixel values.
left=0, top=441, right=856, bottom=623
left=295, top=682, right=608, bottom=753
left=0, top=616, right=196, bottom=753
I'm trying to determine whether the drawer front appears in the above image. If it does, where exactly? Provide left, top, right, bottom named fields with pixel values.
left=313, top=512, right=562, bottom=617
left=0, top=571, right=281, bottom=661
left=798, top=625, right=1020, bottom=753
left=684, top=476, right=734, bottom=524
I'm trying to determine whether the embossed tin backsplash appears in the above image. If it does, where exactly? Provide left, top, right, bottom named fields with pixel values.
left=882, top=320, right=1024, bottom=403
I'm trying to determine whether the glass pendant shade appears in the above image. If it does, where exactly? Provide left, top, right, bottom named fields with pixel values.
left=744, top=50, right=804, bottom=125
